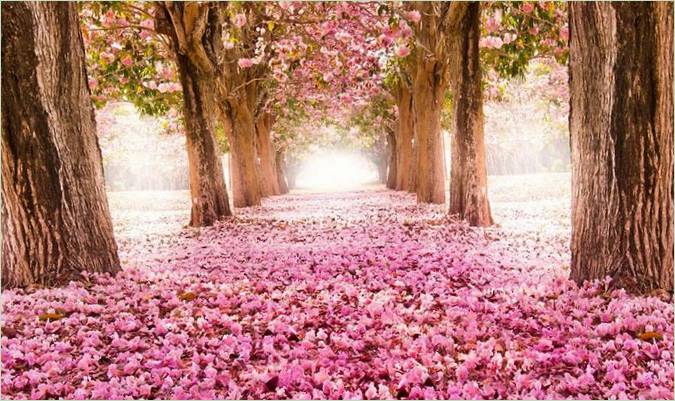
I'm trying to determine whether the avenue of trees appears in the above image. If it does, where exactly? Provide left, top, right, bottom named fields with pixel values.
left=1, top=1, right=672, bottom=295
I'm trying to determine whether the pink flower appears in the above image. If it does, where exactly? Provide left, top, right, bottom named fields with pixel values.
left=88, top=77, right=98, bottom=90
left=406, top=10, right=421, bottom=23
left=521, top=2, right=534, bottom=14
left=485, top=16, right=501, bottom=33
left=76, top=353, right=94, bottom=373
left=456, top=364, right=469, bottom=382
left=238, top=58, right=254, bottom=69
left=395, top=45, right=410, bottom=58
left=365, top=383, right=377, bottom=399
left=480, top=36, right=503, bottom=49
left=503, top=33, right=517, bottom=44
left=145, top=80, right=157, bottom=90
left=121, top=55, right=133, bottom=67
left=233, top=13, right=247, bottom=28
left=140, top=18, right=154, bottom=30
left=559, top=25, right=569, bottom=41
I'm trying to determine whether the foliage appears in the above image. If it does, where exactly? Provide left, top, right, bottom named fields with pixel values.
left=480, top=1, right=568, bottom=78
left=80, top=2, right=181, bottom=116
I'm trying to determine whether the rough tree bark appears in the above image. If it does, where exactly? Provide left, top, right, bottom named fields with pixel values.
left=275, top=148, right=289, bottom=194
left=569, top=2, right=673, bottom=293
left=396, top=85, right=414, bottom=191
left=408, top=135, right=417, bottom=193
left=410, top=2, right=467, bottom=204
left=1, top=2, right=120, bottom=288
left=156, top=2, right=232, bottom=225
left=449, top=2, right=493, bottom=226
left=255, top=113, right=280, bottom=197
left=228, top=100, right=261, bottom=207
left=386, top=130, right=398, bottom=189
left=412, top=63, right=446, bottom=204
left=214, top=3, right=268, bottom=208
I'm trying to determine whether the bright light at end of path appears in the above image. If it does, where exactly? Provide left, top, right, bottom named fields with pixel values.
left=296, top=151, right=377, bottom=191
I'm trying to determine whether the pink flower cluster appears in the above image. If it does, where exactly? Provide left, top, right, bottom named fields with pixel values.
left=1, top=190, right=672, bottom=399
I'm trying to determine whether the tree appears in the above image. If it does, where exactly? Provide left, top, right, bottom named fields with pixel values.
left=569, top=2, right=673, bottom=293
left=386, top=130, right=397, bottom=189
left=275, top=148, right=290, bottom=194
left=255, top=113, right=281, bottom=196
left=1, top=2, right=120, bottom=288
left=82, top=2, right=231, bottom=225
left=448, top=2, right=494, bottom=226
left=408, top=2, right=468, bottom=204
left=154, top=2, right=232, bottom=226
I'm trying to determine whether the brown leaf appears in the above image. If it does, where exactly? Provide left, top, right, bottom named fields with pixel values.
left=178, top=291, right=197, bottom=302
left=637, top=331, right=663, bottom=342
left=38, top=312, right=65, bottom=322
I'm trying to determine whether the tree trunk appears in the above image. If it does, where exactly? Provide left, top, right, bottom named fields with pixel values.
left=1, top=2, right=120, bottom=288
left=408, top=133, right=417, bottom=193
left=396, top=86, right=414, bottom=191
left=449, top=3, right=493, bottom=226
left=569, top=2, right=673, bottom=293
left=387, top=130, right=398, bottom=189
left=156, top=2, right=232, bottom=225
left=228, top=103, right=261, bottom=208
left=412, top=63, right=446, bottom=204
left=376, top=158, right=388, bottom=184
left=275, top=149, right=289, bottom=194
left=175, top=54, right=232, bottom=226
left=255, top=113, right=280, bottom=197
left=286, top=160, right=300, bottom=190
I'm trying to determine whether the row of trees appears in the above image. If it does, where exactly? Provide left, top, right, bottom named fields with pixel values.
left=1, top=2, right=672, bottom=295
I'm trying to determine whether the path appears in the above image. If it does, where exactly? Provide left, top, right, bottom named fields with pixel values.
left=2, top=174, right=673, bottom=399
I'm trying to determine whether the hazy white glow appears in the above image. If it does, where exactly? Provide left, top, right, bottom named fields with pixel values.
left=296, top=150, right=377, bottom=191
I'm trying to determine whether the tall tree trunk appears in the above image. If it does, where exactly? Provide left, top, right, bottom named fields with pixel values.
left=396, top=86, right=414, bottom=191
left=255, top=113, right=280, bottom=197
left=156, top=2, right=232, bottom=225
left=412, top=63, right=446, bottom=204
left=569, top=2, right=673, bottom=293
left=387, top=130, right=398, bottom=189
left=1, top=2, right=120, bottom=288
left=275, top=149, right=289, bottom=194
left=228, top=103, right=261, bottom=208
left=376, top=158, right=388, bottom=184
left=175, top=55, right=232, bottom=226
left=408, top=134, right=417, bottom=193
left=286, top=160, right=300, bottom=190
left=449, top=3, right=493, bottom=226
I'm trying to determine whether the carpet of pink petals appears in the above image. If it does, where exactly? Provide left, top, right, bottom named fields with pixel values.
left=2, top=174, right=673, bottom=399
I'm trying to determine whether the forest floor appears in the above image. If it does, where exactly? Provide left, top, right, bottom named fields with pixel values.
left=2, top=173, right=673, bottom=399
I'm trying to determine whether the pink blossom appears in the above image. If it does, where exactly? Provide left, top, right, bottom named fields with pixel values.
left=395, top=45, right=410, bottom=58
left=406, top=10, right=421, bottom=24
left=238, top=58, right=254, bottom=69
left=233, top=13, right=247, bottom=28
left=560, top=25, right=569, bottom=41
left=521, top=2, right=535, bottom=14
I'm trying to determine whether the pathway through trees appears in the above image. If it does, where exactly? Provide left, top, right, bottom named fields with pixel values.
left=2, top=175, right=672, bottom=399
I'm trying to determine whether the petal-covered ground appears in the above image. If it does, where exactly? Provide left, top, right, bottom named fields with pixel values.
left=2, top=174, right=673, bottom=400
